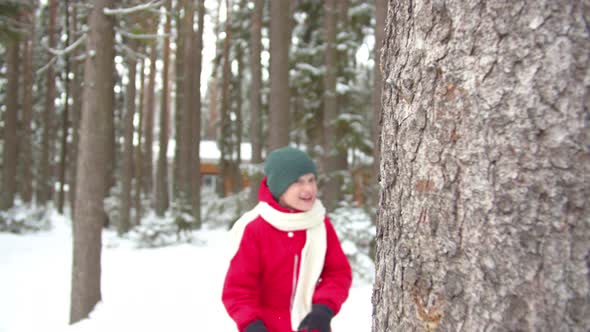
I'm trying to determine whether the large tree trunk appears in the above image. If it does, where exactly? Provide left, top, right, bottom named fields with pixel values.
left=268, top=0, right=290, bottom=150
left=247, top=0, right=264, bottom=207
left=178, top=0, right=195, bottom=218
left=373, top=1, right=590, bottom=331
left=321, top=0, right=340, bottom=209
left=191, top=0, right=205, bottom=227
left=120, top=41, right=137, bottom=235
left=134, top=58, right=146, bottom=226
left=70, top=0, right=115, bottom=323
left=372, top=0, right=386, bottom=184
left=143, top=45, right=156, bottom=201
left=155, top=0, right=172, bottom=217
left=1, top=37, right=19, bottom=210
left=69, top=5, right=82, bottom=213
left=38, top=0, right=58, bottom=205
left=58, top=0, right=71, bottom=214
left=20, top=9, right=35, bottom=204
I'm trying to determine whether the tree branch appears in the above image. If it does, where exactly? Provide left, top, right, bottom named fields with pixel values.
left=116, top=27, right=168, bottom=40
left=103, top=0, right=163, bottom=16
left=47, top=33, right=87, bottom=56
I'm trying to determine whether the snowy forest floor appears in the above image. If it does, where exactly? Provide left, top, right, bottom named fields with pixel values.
left=0, top=208, right=373, bottom=332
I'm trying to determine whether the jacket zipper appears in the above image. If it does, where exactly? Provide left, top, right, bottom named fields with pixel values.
left=290, top=254, right=298, bottom=310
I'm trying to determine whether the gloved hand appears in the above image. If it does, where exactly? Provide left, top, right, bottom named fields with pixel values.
left=297, top=304, right=334, bottom=332
left=245, top=319, right=268, bottom=332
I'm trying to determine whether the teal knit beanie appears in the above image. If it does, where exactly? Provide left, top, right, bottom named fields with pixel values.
left=264, top=146, right=317, bottom=200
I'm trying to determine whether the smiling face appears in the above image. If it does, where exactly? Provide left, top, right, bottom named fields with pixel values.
left=278, top=173, right=318, bottom=212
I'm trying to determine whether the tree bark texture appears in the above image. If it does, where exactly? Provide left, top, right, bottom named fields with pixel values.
left=143, top=45, right=156, bottom=199
left=120, top=42, right=137, bottom=235
left=373, top=1, right=589, bottom=331
left=248, top=0, right=264, bottom=208
left=191, top=0, right=205, bottom=226
left=1, top=37, right=19, bottom=210
left=155, top=0, right=172, bottom=217
left=20, top=14, right=35, bottom=203
left=70, top=0, right=115, bottom=323
left=268, top=0, right=291, bottom=150
left=38, top=0, right=58, bottom=205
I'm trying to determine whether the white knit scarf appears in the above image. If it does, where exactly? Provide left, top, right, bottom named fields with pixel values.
left=227, top=200, right=327, bottom=331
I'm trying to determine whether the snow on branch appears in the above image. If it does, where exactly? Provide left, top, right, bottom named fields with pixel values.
left=36, top=56, right=57, bottom=75
left=116, top=27, right=168, bottom=40
left=47, top=34, right=87, bottom=56
left=103, top=0, right=163, bottom=16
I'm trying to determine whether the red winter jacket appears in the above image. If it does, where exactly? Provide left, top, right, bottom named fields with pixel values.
left=222, top=178, right=352, bottom=332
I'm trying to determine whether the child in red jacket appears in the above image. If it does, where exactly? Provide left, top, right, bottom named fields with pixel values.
left=222, top=146, right=352, bottom=332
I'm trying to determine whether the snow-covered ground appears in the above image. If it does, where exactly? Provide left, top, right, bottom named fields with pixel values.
left=0, top=211, right=373, bottom=332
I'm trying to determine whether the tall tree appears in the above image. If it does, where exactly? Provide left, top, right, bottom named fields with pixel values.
left=268, top=0, right=290, bottom=150
left=373, top=1, right=590, bottom=331
left=178, top=0, right=196, bottom=222
left=143, top=44, right=156, bottom=200
left=70, top=0, right=116, bottom=323
left=155, top=0, right=172, bottom=216
left=372, top=0, right=386, bottom=180
left=69, top=4, right=83, bottom=213
left=191, top=0, right=205, bottom=226
left=1, top=35, right=19, bottom=210
left=119, top=39, right=137, bottom=235
left=219, top=0, right=233, bottom=196
left=247, top=0, right=264, bottom=207
left=57, top=0, right=72, bottom=213
left=321, top=0, right=339, bottom=209
left=38, top=0, right=58, bottom=205
left=20, top=7, right=35, bottom=204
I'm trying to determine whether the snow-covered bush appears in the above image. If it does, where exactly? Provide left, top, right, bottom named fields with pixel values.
left=0, top=202, right=52, bottom=234
left=330, top=203, right=375, bottom=283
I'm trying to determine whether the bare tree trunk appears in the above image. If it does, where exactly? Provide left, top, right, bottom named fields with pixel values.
left=155, top=0, right=172, bottom=216
left=58, top=0, right=71, bottom=214
left=268, top=0, right=290, bottom=150
left=1, top=37, right=19, bottom=210
left=248, top=0, right=264, bottom=207
left=143, top=45, right=156, bottom=202
left=219, top=0, right=233, bottom=197
left=120, top=41, right=137, bottom=235
left=372, top=0, right=386, bottom=181
left=69, top=5, right=82, bottom=214
left=179, top=0, right=195, bottom=217
left=173, top=0, right=185, bottom=196
left=134, top=58, right=146, bottom=226
left=191, top=0, right=205, bottom=227
left=20, top=9, right=35, bottom=204
left=70, top=0, right=115, bottom=323
left=373, top=1, right=590, bottom=331
left=321, top=0, right=340, bottom=209
left=38, top=0, right=58, bottom=205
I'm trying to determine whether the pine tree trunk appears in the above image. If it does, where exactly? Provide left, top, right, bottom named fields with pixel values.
left=179, top=0, right=195, bottom=216
left=373, top=1, right=590, bottom=331
left=70, top=0, right=115, bottom=323
left=191, top=0, right=205, bottom=227
left=155, top=0, right=172, bottom=216
left=38, top=0, right=58, bottom=205
left=69, top=5, right=82, bottom=213
left=219, top=0, right=232, bottom=196
left=134, top=58, right=146, bottom=226
left=372, top=0, right=386, bottom=183
left=173, top=0, right=185, bottom=196
left=268, top=0, right=290, bottom=150
left=1, top=37, right=19, bottom=210
left=120, top=41, right=137, bottom=235
left=143, top=45, right=156, bottom=200
left=248, top=0, right=264, bottom=207
left=20, top=10, right=35, bottom=204
left=57, top=0, right=71, bottom=214
left=322, top=0, right=339, bottom=209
